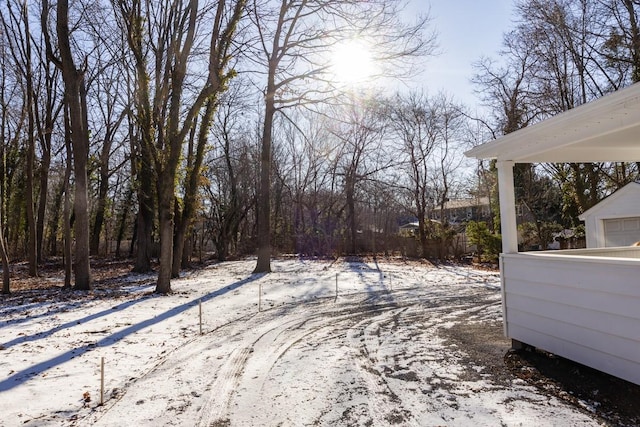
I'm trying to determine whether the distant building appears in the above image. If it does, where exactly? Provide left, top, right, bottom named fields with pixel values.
left=431, top=196, right=491, bottom=224
left=398, top=219, right=442, bottom=237
left=398, top=221, right=419, bottom=237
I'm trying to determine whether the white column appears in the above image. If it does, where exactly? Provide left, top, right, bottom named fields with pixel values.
left=497, top=161, right=518, bottom=253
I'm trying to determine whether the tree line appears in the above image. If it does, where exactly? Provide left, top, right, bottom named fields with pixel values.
left=0, top=0, right=434, bottom=294
left=2, top=0, right=640, bottom=295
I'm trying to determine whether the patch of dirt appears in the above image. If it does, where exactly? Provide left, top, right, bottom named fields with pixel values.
left=505, top=348, right=640, bottom=427
left=443, top=319, right=640, bottom=427
left=441, top=320, right=514, bottom=385
left=5, top=258, right=146, bottom=291
left=0, top=258, right=158, bottom=315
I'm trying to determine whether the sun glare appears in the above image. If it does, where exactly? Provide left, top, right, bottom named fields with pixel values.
left=330, top=40, right=377, bottom=84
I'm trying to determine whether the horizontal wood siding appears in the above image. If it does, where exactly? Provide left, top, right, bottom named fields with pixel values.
left=502, top=252, right=640, bottom=385
left=554, top=247, right=640, bottom=259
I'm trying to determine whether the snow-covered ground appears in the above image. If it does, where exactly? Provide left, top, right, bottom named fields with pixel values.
left=1, top=258, right=602, bottom=426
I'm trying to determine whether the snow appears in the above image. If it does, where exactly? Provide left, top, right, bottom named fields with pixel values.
left=0, top=258, right=601, bottom=426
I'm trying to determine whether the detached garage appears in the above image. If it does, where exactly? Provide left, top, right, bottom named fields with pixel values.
left=579, top=182, right=640, bottom=248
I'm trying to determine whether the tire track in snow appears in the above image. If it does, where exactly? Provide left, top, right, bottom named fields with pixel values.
left=91, top=288, right=500, bottom=427
left=346, top=306, right=421, bottom=426
left=195, top=346, right=251, bottom=425
left=197, top=298, right=409, bottom=426
left=199, top=290, right=498, bottom=425
left=339, top=293, right=503, bottom=426
left=85, top=310, right=262, bottom=426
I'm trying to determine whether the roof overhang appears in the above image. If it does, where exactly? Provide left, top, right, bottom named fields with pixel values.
left=465, top=82, right=640, bottom=163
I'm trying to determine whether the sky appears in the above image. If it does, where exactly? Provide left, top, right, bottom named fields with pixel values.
left=407, top=0, right=515, bottom=110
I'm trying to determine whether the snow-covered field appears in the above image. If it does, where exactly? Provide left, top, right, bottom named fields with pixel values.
left=1, top=258, right=602, bottom=426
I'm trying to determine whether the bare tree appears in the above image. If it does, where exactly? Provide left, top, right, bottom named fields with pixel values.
left=272, top=109, right=340, bottom=256
left=388, top=91, right=464, bottom=258
left=329, top=97, right=392, bottom=254
left=41, top=0, right=92, bottom=289
left=0, top=32, right=11, bottom=293
left=34, top=62, right=62, bottom=264
left=430, top=94, right=465, bottom=225
left=250, top=0, right=434, bottom=272
left=205, top=82, right=257, bottom=261
left=388, top=91, right=439, bottom=257
left=62, top=104, right=73, bottom=288
left=171, top=99, right=213, bottom=276
left=113, top=0, right=155, bottom=273
left=596, top=0, right=640, bottom=84
left=87, top=27, right=130, bottom=257
left=1, top=0, right=39, bottom=276
left=0, top=29, right=26, bottom=264
left=116, top=0, right=246, bottom=293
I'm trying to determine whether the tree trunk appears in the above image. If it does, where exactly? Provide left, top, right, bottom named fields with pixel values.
left=418, top=219, right=429, bottom=258
left=90, top=154, right=110, bottom=255
left=345, top=174, right=357, bottom=255
left=215, top=239, right=227, bottom=262
left=155, top=170, right=175, bottom=294
left=25, top=93, right=37, bottom=276
left=133, top=201, right=153, bottom=271
left=63, top=175, right=72, bottom=288
left=34, top=64, right=57, bottom=264
left=0, top=220, right=9, bottom=294
left=23, top=5, right=37, bottom=276
left=46, top=181, right=64, bottom=256
left=63, top=106, right=73, bottom=288
left=0, top=157, right=9, bottom=293
left=172, top=100, right=213, bottom=277
left=132, top=132, right=155, bottom=272
left=36, top=145, right=51, bottom=262
left=0, top=32, right=10, bottom=293
left=172, top=198, right=185, bottom=278
left=131, top=97, right=154, bottom=272
left=115, top=186, right=133, bottom=259
left=55, top=0, right=91, bottom=290
left=182, top=233, right=193, bottom=267
left=254, top=91, right=275, bottom=273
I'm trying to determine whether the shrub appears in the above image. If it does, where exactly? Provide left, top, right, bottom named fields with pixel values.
left=466, top=221, right=502, bottom=263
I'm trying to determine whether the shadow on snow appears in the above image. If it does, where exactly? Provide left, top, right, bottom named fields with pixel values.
left=0, top=273, right=263, bottom=392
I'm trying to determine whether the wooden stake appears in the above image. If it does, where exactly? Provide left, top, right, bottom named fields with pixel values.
left=100, top=357, right=105, bottom=406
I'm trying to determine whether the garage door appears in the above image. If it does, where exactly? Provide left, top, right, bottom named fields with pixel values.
left=603, top=217, right=640, bottom=247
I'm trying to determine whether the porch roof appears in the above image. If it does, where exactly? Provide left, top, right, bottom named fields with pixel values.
left=465, top=82, right=640, bottom=163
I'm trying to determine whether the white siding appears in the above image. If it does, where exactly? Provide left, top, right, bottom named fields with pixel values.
left=501, top=252, right=640, bottom=385
left=556, top=247, right=640, bottom=258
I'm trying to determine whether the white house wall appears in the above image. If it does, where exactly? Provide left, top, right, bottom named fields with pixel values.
left=501, top=252, right=640, bottom=385
left=583, top=215, right=600, bottom=247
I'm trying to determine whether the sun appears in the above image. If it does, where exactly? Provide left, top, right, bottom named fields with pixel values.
left=330, top=39, right=377, bottom=84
